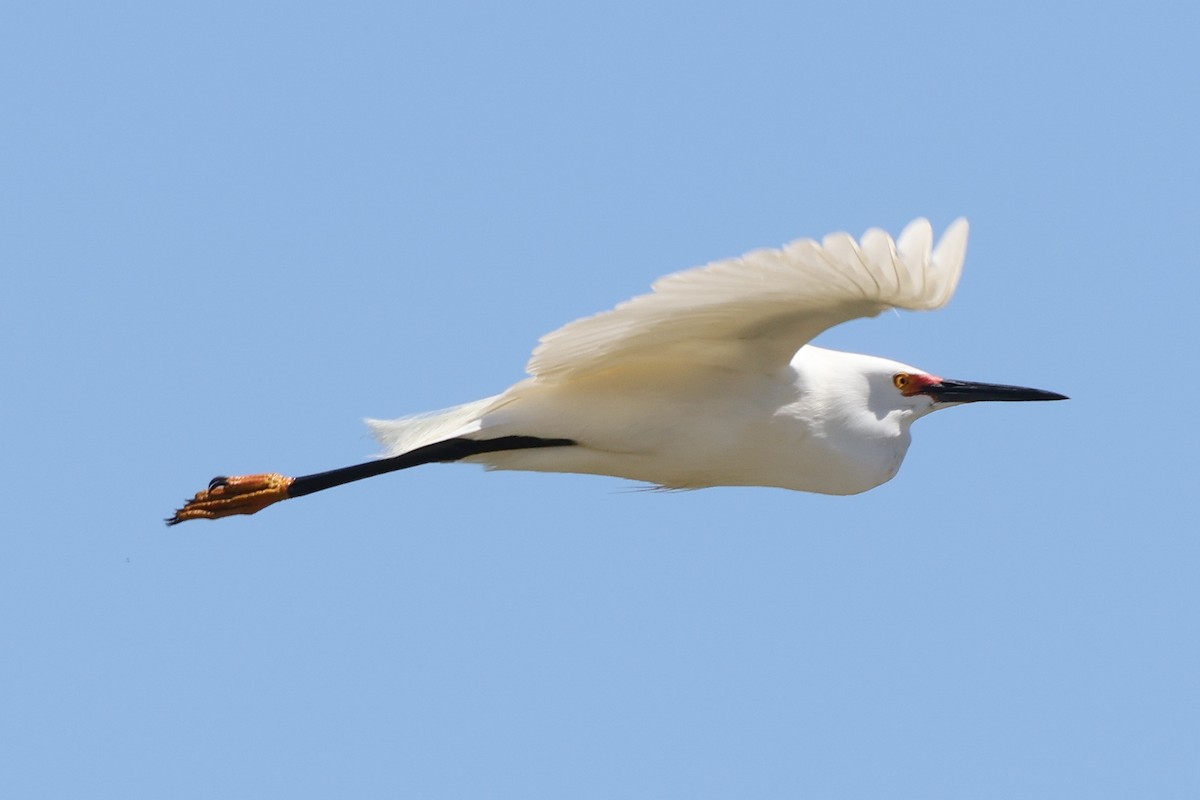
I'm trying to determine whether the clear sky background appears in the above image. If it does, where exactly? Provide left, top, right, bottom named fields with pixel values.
left=3, top=2, right=1198, bottom=797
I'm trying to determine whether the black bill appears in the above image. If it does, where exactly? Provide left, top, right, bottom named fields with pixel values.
left=926, top=379, right=1069, bottom=404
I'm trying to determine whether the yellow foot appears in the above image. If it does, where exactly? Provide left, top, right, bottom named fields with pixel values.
left=167, top=473, right=295, bottom=525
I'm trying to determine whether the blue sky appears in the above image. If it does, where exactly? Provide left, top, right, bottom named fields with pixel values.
left=3, top=2, right=1198, bottom=797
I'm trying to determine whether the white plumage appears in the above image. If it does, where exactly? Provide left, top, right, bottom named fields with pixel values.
left=367, top=218, right=1007, bottom=495
left=527, top=218, right=966, bottom=379
left=170, top=217, right=1065, bottom=524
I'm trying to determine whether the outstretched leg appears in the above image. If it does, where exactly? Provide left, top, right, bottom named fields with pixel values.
left=166, top=435, right=575, bottom=526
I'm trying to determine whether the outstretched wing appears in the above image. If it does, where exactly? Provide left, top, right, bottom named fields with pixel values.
left=527, top=218, right=970, bottom=379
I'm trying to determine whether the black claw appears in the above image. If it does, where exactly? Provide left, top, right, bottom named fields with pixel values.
left=208, top=476, right=229, bottom=491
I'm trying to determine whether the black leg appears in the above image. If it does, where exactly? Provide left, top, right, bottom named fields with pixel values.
left=288, top=436, right=577, bottom=498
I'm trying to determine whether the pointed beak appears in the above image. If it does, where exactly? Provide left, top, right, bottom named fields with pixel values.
left=924, top=379, right=1069, bottom=404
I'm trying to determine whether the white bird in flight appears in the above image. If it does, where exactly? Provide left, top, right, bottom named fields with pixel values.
left=169, top=218, right=1066, bottom=524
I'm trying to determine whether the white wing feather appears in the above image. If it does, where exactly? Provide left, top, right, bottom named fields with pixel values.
left=527, top=218, right=968, bottom=379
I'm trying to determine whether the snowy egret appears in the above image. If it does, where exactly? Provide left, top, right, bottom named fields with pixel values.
left=168, top=218, right=1066, bottom=525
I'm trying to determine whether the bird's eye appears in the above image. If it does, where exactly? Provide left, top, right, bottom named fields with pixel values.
left=893, top=373, right=910, bottom=390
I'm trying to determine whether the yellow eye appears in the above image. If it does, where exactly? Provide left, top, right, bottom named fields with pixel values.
left=893, top=373, right=910, bottom=390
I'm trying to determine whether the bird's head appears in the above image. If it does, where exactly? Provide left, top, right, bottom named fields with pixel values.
left=794, top=347, right=1068, bottom=429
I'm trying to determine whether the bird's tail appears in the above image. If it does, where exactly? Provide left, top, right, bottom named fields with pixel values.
left=366, top=394, right=505, bottom=457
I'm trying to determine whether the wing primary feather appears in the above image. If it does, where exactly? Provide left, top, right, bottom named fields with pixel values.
left=526, top=218, right=969, bottom=379
left=931, top=217, right=969, bottom=306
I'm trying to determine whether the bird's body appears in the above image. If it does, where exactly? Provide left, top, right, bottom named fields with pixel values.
left=369, top=346, right=923, bottom=495
left=169, top=218, right=1066, bottom=524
